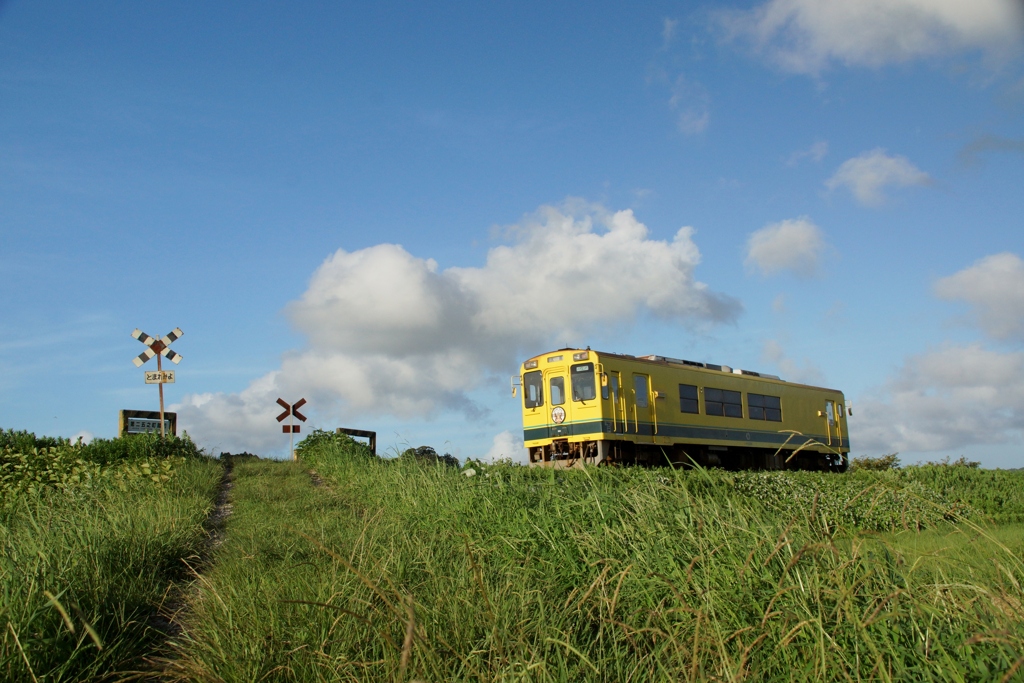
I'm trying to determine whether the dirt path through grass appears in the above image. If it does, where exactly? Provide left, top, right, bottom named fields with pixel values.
left=205, top=456, right=236, bottom=552
left=145, top=457, right=236, bottom=651
left=157, top=459, right=352, bottom=681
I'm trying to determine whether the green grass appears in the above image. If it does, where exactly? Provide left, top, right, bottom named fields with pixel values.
left=1, top=432, right=222, bottom=681
left=885, top=465, right=1024, bottom=523
left=165, top=437, right=1024, bottom=682
left=5, top=427, right=1022, bottom=681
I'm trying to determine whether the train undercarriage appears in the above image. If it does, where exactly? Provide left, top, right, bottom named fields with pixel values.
left=528, top=439, right=848, bottom=472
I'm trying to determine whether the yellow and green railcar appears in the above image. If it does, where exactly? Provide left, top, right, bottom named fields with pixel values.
left=515, top=348, right=849, bottom=471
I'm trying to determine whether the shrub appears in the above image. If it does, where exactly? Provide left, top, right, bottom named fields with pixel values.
left=0, top=428, right=65, bottom=452
left=294, top=429, right=377, bottom=460
left=219, top=451, right=261, bottom=461
left=399, top=445, right=459, bottom=467
left=923, top=455, right=981, bottom=468
left=0, top=430, right=206, bottom=501
left=851, top=452, right=900, bottom=470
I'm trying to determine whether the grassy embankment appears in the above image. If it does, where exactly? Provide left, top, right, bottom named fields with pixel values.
left=167, top=432, right=1024, bottom=682
left=0, top=429, right=221, bottom=681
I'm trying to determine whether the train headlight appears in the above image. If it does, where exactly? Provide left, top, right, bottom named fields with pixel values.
left=573, top=351, right=589, bottom=361
left=524, top=360, right=538, bottom=369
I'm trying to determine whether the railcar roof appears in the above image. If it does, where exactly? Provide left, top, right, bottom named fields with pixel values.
left=527, top=348, right=844, bottom=395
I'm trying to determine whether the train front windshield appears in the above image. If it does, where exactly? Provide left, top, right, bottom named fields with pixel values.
left=523, top=370, right=544, bottom=408
left=571, top=363, right=596, bottom=401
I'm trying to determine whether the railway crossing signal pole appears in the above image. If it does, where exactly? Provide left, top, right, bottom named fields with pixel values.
left=276, top=398, right=307, bottom=461
left=132, top=328, right=183, bottom=439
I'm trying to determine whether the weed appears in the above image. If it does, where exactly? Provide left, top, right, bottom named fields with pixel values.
left=0, top=430, right=220, bottom=681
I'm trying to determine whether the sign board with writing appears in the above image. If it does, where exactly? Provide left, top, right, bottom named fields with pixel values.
left=119, top=410, right=177, bottom=437
left=145, top=370, right=175, bottom=384
left=127, top=417, right=173, bottom=434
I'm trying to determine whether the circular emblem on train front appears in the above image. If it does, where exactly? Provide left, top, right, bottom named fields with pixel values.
left=551, top=407, right=566, bottom=424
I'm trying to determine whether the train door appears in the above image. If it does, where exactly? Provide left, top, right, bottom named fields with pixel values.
left=823, top=400, right=836, bottom=446
left=601, top=370, right=624, bottom=432
left=569, top=361, right=601, bottom=426
left=610, top=372, right=624, bottom=433
left=631, top=373, right=653, bottom=443
left=545, top=368, right=571, bottom=438
left=833, top=400, right=844, bottom=447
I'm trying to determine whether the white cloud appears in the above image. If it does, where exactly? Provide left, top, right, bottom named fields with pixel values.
left=174, top=201, right=740, bottom=453
left=761, top=339, right=826, bottom=386
left=175, top=372, right=287, bottom=454
left=853, top=253, right=1024, bottom=458
left=786, top=140, right=828, bottom=166
left=855, top=344, right=1024, bottom=454
left=662, top=18, right=679, bottom=50
left=744, top=217, right=825, bottom=277
left=482, top=430, right=527, bottom=464
left=648, top=21, right=708, bottom=136
left=719, top=0, right=1024, bottom=75
left=959, top=135, right=1024, bottom=166
left=934, top=252, right=1024, bottom=342
left=669, top=75, right=710, bottom=134
left=825, top=149, right=931, bottom=206
left=71, top=430, right=94, bottom=445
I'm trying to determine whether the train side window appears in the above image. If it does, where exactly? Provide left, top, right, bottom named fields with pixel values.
left=679, top=384, right=699, bottom=414
left=724, top=391, right=742, bottom=417
left=523, top=371, right=544, bottom=408
left=571, top=363, right=596, bottom=402
left=601, top=370, right=617, bottom=401
left=705, top=388, right=742, bottom=418
left=748, top=393, right=782, bottom=421
left=634, top=375, right=649, bottom=408
left=748, top=393, right=763, bottom=420
left=705, top=388, right=723, bottom=416
left=550, top=376, right=565, bottom=406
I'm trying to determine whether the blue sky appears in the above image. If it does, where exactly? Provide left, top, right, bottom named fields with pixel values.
left=2, top=1, right=1023, bottom=465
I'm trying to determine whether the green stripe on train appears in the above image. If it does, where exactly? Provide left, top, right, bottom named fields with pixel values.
left=524, top=420, right=849, bottom=449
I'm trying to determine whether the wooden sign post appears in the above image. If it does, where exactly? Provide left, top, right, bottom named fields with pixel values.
left=131, top=327, right=183, bottom=439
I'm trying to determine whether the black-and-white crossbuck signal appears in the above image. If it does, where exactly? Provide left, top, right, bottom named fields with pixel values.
left=276, top=398, right=307, bottom=433
left=132, top=328, right=184, bottom=367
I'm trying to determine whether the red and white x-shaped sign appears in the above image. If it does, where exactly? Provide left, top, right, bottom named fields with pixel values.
left=276, top=398, right=307, bottom=433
